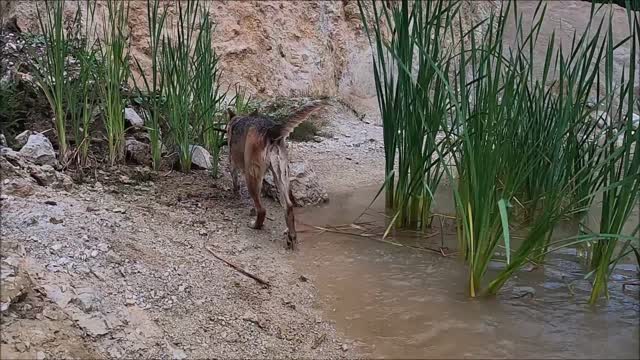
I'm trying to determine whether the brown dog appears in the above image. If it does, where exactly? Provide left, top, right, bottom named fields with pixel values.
left=226, top=100, right=325, bottom=249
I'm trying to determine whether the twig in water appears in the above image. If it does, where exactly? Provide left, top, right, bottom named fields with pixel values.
left=306, top=223, right=445, bottom=255
left=205, top=246, right=271, bottom=287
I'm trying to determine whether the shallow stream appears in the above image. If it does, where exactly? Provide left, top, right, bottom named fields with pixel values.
left=294, top=185, right=639, bottom=359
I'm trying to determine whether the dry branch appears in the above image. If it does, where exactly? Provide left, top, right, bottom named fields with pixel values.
left=205, top=246, right=271, bottom=287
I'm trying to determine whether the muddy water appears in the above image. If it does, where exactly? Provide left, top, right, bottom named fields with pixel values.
left=294, top=185, right=639, bottom=359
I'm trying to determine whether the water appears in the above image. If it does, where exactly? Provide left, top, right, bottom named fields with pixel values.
left=293, top=185, right=639, bottom=359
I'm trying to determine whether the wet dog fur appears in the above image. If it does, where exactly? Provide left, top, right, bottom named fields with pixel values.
left=226, top=101, right=325, bottom=249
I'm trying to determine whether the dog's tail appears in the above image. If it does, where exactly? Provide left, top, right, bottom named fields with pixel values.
left=270, top=100, right=326, bottom=140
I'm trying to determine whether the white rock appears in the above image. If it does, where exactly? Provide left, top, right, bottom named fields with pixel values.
left=190, top=145, right=213, bottom=170
left=74, top=313, right=110, bottom=336
left=124, top=107, right=144, bottom=128
left=19, top=133, right=57, bottom=166
left=171, top=348, right=188, bottom=360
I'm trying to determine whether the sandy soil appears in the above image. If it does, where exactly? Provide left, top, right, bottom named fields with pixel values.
left=0, top=103, right=385, bottom=359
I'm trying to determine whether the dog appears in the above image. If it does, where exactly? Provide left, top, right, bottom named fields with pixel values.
left=226, top=100, right=325, bottom=249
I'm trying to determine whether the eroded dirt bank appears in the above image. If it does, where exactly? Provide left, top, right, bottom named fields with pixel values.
left=0, top=104, right=384, bottom=359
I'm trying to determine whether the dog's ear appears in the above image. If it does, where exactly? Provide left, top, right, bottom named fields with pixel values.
left=227, top=108, right=236, bottom=119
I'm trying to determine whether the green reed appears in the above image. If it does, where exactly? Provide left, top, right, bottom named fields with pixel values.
left=588, top=5, right=639, bottom=304
left=358, top=0, right=457, bottom=231
left=192, top=4, right=226, bottom=176
left=160, top=0, right=201, bottom=172
left=34, top=0, right=69, bottom=161
left=360, top=0, right=639, bottom=298
left=67, top=0, right=99, bottom=165
left=98, top=0, right=130, bottom=165
left=133, top=0, right=167, bottom=171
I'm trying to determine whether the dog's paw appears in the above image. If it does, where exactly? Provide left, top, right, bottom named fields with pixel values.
left=285, top=229, right=297, bottom=250
left=248, top=219, right=262, bottom=229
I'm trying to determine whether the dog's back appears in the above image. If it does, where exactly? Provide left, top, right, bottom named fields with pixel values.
left=227, top=115, right=277, bottom=173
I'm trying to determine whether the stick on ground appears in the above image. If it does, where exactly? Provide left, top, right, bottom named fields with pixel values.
left=205, top=246, right=271, bottom=287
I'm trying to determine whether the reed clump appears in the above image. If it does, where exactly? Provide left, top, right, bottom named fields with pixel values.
left=360, top=0, right=639, bottom=300
left=159, top=0, right=226, bottom=173
left=29, top=0, right=228, bottom=172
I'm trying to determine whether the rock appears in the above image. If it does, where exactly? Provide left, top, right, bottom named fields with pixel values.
left=107, top=345, right=123, bottom=359
left=1, top=147, right=28, bottom=168
left=125, top=138, right=152, bottom=166
left=97, top=243, right=109, bottom=252
left=36, top=351, right=46, bottom=360
left=341, top=344, right=349, bottom=352
left=171, top=347, right=188, bottom=360
left=19, top=133, right=58, bottom=166
left=2, top=178, right=35, bottom=197
left=190, top=145, right=213, bottom=170
left=242, top=311, right=259, bottom=323
left=113, top=208, right=126, bottom=214
left=124, top=107, right=144, bottom=128
left=263, top=160, right=328, bottom=206
left=75, top=313, right=110, bottom=336
left=73, top=288, right=99, bottom=312
left=42, top=305, right=62, bottom=320
left=29, top=164, right=73, bottom=190
left=106, top=251, right=123, bottom=265
left=13, top=130, right=33, bottom=150
left=0, top=133, right=7, bottom=147
left=511, top=286, right=535, bottom=298
left=14, top=342, right=27, bottom=353
left=0, top=155, right=22, bottom=180
left=41, top=284, right=73, bottom=308
left=0, top=253, right=31, bottom=312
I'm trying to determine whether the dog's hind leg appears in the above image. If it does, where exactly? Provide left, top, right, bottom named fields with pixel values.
left=231, top=166, right=240, bottom=196
left=268, top=141, right=297, bottom=249
left=246, top=170, right=266, bottom=229
left=244, top=130, right=269, bottom=230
